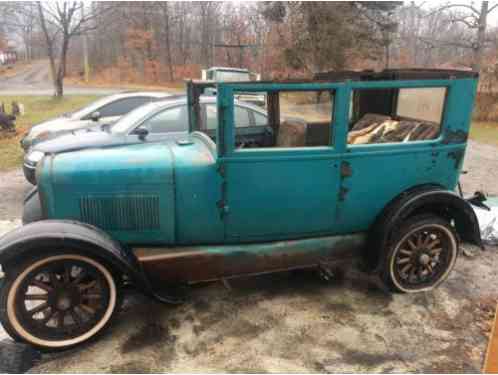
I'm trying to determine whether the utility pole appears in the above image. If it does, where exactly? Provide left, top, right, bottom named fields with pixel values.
left=81, top=2, right=90, bottom=82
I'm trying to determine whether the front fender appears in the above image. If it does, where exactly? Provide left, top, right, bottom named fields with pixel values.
left=22, top=187, right=44, bottom=224
left=0, top=220, right=150, bottom=292
left=366, top=186, right=483, bottom=271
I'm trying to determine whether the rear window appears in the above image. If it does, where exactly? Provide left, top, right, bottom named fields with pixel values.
left=347, top=87, right=446, bottom=145
left=396, top=87, right=446, bottom=123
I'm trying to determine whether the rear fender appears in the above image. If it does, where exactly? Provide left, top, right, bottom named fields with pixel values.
left=366, top=185, right=483, bottom=271
left=0, top=220, right=151, bottom=293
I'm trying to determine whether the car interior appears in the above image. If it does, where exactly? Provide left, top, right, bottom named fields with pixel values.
left=231, top=86, right=445, bottom=149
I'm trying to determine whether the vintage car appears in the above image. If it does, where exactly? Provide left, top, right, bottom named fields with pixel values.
left=0, top=69, right=484, bottom=350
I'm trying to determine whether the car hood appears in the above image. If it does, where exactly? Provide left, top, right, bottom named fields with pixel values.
left=28, top=117, right=70, bottom=138
left=32, top=129, right=119, bottom=154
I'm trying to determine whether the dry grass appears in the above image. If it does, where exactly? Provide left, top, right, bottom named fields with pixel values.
left=0, top=95, right=98, bottom=171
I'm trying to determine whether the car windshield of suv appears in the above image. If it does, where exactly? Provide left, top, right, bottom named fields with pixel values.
left=110, top=101, right=166, bottom=133
left=215, top=71, right=250, bottom=82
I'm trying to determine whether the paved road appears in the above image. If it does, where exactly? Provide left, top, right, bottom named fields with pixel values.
left=0, top=60, right=136, bottom=96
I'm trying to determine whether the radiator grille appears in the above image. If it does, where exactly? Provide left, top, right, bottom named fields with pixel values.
left=80, top=196, right=160, bottom=231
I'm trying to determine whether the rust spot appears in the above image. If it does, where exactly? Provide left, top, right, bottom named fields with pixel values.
left=135, top=235, right=364, bottom=284
left=338, top=161, right=352, bottom=201
left=340, top=161, right=353, bottom=178
left=339, top=187, right=349, bottom=202
left=448, top=149, right=465, bottom=169
left=442, top=129, right=468, bottom=144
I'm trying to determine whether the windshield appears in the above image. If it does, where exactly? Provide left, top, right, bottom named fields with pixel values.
left=215, top=70, right=250, bottom=82
left=110, top=101, right=166, bottom=133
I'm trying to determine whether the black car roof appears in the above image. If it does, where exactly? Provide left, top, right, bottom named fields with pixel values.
left=312, top=68, right=478, bottom=81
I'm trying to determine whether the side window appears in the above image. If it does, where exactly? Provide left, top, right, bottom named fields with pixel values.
left=204, top=104, right=255, bottom=129
left=254, top=111, right=268, bottom=126
left=347, top=87, right=446, bottom=145
left=97, top=97, right=152, bottom=118
left=233, top=90, right=333, bottom=149
left=140, top=106, right=188, bottom=133
left=234, top=106, right=251, bottom=127
left=205, top=104, right=218, bottom=130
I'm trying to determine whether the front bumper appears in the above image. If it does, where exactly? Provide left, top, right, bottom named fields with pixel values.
left=23, top=162, right=37, bottom=185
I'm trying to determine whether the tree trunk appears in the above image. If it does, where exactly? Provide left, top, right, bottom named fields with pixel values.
left=473, top=1, right=488, bottom=72
left=200, top=4, right=210, bottom=68
left=162, top=3, right=174, bottom=81
left=37, top=3, right=58, bottom=96
left=55, top=35, right=70, bottom=97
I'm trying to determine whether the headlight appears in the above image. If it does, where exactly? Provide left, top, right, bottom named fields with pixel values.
left=26, top=150, right=45, bottom=164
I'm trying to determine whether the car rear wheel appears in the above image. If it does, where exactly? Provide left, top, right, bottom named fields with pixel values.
left=382, top=215, right=458, bottom=293
left=0, top=252, right=121, bottom=350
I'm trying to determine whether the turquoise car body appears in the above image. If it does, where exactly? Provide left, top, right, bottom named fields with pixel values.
left=8, top=69, right=478, bottom=285
left=37, top=75, right=477, bottom=243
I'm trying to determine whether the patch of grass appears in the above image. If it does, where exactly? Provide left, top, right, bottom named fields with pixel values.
left=0, top=95, right=99, bottom=171
left=470, top=121, right=498, bottom=147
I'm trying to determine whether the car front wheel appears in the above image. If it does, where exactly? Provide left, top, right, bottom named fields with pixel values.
left=382, top=214, right=459, bottom=293
left=0, top=252, right=121, bottom=350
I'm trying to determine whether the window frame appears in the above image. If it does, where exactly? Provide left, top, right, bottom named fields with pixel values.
left=347, top=84, right=450, bottom=150
left=215, top=79, right=456, bottom=158
left=216, top=83, right=343, bottom=158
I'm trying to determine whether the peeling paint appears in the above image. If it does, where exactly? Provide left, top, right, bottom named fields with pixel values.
left=443, top=129, right=468, bottom=144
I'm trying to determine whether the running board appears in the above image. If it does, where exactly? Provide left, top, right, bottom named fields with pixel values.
left=133, top=233, right=366, bottom=284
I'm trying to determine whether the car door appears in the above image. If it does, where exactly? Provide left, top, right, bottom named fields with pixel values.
left=218, top=87, right=342, bottom=243
left=336, top=82, right=462, bottom=234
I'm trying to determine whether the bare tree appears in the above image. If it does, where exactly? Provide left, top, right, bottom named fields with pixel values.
left=158, top=2, right=175, bottom=81
left=37, top=1, right=113, bottom=97
left=428, top=1, right=498, bottom=71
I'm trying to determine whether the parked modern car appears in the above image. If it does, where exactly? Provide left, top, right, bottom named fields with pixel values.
left=0, top=69, right=486, bottom=350
left=20, top=91, right=172, bottom=151
left=23, top=96, right=271, bottom=184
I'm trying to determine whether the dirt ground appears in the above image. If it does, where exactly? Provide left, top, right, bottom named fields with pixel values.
left=0, top=140, right=496, bottom=372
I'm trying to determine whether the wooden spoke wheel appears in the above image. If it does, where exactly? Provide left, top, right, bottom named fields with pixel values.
left=383, top=215, right=458, bottom=293
left=0, top=254, right=120, bottom=350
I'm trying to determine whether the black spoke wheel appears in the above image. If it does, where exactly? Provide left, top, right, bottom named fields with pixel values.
left=382, top=215, right=458, bottom=293
left=1, top=253, right=120, bottom=350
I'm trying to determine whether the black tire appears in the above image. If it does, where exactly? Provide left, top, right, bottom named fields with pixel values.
left=0, top=251, right=122, bottom=350
left=381, top=214, right=459, bottom=293
left=0, top=339, right=40, bottom=373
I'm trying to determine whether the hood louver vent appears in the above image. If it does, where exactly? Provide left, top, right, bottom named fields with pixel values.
left=80, top=195, right=160, bottom=231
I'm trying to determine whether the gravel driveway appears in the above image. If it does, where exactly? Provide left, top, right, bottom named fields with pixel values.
left=0, top=140, right=496, bottom=372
